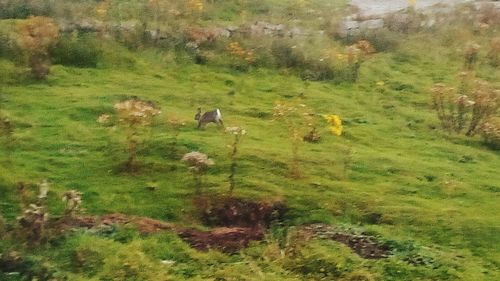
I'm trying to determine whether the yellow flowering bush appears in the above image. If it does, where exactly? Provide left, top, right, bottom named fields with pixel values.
left=187, top=0, right=204, bottom=12
left=319, top=41, right=375, bottom=83
left=228, top=42, right=255, bottom=65
left=96, top=3, right=107, bottom=18
left=323, top=114, right=343, bottom=136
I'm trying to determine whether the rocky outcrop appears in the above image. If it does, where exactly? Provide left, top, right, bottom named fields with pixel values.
left=337, top=0, right=500, bottom=38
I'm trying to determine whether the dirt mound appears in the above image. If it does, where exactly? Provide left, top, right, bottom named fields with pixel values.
left=303, top=224, right=390, bottom=259
left=56, top=196, right=286, bottom=253
left=65, top=212, right=264, bottom=252
left=178, top=227, right=264, bottom=252
left=66, top=213, right=175, bottom=234
left=193, top=196, right=286, bottom=228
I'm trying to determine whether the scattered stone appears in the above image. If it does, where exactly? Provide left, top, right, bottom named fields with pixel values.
left=302, top=224, right=391, bottom=259
left=249, top=21, right=285, bottom=36
left=161, top=260, right=176, bottom=266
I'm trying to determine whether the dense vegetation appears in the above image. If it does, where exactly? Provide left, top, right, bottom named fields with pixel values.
left=0, top=0, right=499, bottom=280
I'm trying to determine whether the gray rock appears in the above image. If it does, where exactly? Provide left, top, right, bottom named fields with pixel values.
left=337, top=19, right=360, bottom=37
left=359, top=19, right=384, bottom=30
left=249, top=21, right=285, bottom=36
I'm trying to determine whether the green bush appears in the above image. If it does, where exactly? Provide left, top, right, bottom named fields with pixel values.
left=271, top=40, right=305, bottom=68
left=51, top=33, right=102, bottom=68
left=0, top=0, right=55, bottom=19
left=0, top=59, right=21, bottom=84
left=300, top=59, right=334, bottom=81
left=0, top=30, right=12, bottom=58
left=0, top=23, right=22, bottom=62
left=333, top=62, right=360, bottom=84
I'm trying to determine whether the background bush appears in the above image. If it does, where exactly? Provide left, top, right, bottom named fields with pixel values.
left=51, top=33, right=102, bottom=68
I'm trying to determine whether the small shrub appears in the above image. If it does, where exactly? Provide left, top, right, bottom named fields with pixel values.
left=62, top=190, right=83, bottom=218
left=114, top=98, right=161, bottom=172
left=316, top=41, right=374, bottom=83
left=166, top=116, right=186, bottom=158
left=463, top=42, right=480, bottom=70
left=487, top=37, right=500, bottom=67
left=14, top=180, right=52, bottom=245
left=16, top=16, right=59, bottom=79
left=300, top=59, right=333, bottom=81
left=271, top=40, right=305, bottom=68
left=430, top=75, right=499, bottom=136
left=466, top=79, right=498, bottom=136
left=273, top=101, right=317, bottom=178
left=225, top=126, right=246, bottom=195
left=323, top=114, right=343, bottom=136
left=302, top=108, right=320, bottom=143
left=16, top=204, right=48, bottom=245
left=227, top=41, right=255, bottom=71
left=480, top=118, right=500, bottom=149
left=181, top=151, right=214, bottom=194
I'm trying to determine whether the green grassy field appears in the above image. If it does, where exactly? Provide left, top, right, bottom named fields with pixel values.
left=1, top=1, right=499, bottom=280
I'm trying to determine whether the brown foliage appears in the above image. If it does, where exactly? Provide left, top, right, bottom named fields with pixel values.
left=480, top=118, right=500, bottom=149
left=16, top=16, right=59, bottom=79
left=430, top=75, right=499, bottom=137
left=463, top=42, right=480, bottom=70
left=487, top=37, right=500, bottom=67
left=17, top=204, right=48, bottom=245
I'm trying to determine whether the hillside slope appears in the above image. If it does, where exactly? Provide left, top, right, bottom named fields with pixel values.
left=0, top=1, right=499, bottom=280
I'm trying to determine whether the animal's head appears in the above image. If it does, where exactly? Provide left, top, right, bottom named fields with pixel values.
left=194, top=107, right=201, bottom=120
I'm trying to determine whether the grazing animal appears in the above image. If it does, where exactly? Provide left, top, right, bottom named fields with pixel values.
left=195, top=107, right=224, bottom=129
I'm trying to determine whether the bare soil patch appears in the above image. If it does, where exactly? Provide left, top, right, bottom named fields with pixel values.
left=184, top=196, right=286, bottom=252
left=177, top=227, right=264, bottom=252
left=59, top=196, right=285, bottom=253
left=193, top=195, right=287, bottom=228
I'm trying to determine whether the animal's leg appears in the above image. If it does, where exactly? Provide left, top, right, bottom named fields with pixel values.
left=218, top=118, right=224, bottom=127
